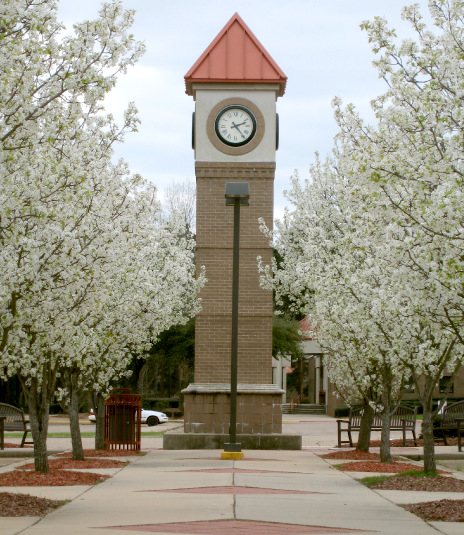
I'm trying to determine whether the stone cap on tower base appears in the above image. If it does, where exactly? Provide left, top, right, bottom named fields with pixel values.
left=182, top=383, right=285, bottom=395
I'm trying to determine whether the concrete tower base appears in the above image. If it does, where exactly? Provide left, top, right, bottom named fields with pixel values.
left=163, top=431, right=302, bottom=450
left=163, top=383, right=302, bottom=451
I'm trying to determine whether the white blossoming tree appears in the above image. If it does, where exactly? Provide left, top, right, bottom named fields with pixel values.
left=260, top=161, right=419, bottom=463
left=262, top=0, right=464, bottom=474
left=330, top=0, right=464, bottom=473
left=0, top=0, right=205, bottom=472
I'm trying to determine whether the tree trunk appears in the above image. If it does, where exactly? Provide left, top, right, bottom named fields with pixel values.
left=422, top=405, right=436, bottom=475
left=380, top=407, right=392, bottom=463
left=23, top=377, right=50, bottom=473
left=298, top=357, right=303, bottom=399
left=356, top=402, right=374, bottom=452
left=68, top=370, right=85, bottom=461
left=94, top=392, right=106, bottom=451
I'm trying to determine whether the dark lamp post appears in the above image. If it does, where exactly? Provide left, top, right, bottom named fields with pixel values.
left=223, top=182, right=249, bottom=457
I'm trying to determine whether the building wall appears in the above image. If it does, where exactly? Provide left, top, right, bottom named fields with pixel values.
left=401, top=367, right=464, bottom=402
left=326, top=381, right=349, bottom=418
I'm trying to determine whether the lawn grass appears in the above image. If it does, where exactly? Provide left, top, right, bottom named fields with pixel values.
left=5, top=431, right=165, bottom=438
left=360, top=469, right=438, bottom=487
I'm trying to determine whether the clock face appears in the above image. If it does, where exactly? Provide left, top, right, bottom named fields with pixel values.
left=215, top=105, right=257, bottom=147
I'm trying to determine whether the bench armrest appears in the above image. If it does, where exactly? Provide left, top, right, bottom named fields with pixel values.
left=336, top=419, right=350, bottom=427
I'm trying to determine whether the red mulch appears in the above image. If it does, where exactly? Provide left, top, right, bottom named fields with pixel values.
left=19, top=458, right=125, bottom=470
left=0, top=470, right=109, bottom=486
left=369, top=475, right=464, bottom=492
left=3, top=443, right=33, bottom=449
left=0, top=492, right=64, bottom=517
left=405, top=499, right=464, bottom=522
left=345, top=438, right=459, bottom=448
left=321, top=451, right=399, bottom=461
left=56, top=449, right=146, bottom=458
left=338, top=461, right=450, bottom=473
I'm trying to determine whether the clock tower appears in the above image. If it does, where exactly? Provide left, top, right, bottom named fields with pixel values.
left=164, top=13, right=301, bottom=450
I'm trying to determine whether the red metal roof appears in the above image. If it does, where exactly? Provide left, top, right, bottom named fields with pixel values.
left=184, top=13, right=287, bottom=97
left=299, top=317, right=313, bottom=340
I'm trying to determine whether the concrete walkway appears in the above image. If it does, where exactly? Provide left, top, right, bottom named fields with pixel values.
left=2, top=449, right=460, bottom=535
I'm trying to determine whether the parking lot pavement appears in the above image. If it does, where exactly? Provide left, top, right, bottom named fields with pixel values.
left=10, top=449, right=442, bottom=535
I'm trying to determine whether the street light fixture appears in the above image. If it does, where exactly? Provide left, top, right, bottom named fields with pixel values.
left=222, top=182, right=250, bottom=459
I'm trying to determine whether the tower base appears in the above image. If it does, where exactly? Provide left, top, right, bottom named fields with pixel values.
left=164, top=383, right=301, bottom=450
left=163, top=431, right=302, bottom=450
left=182, top=383, right=284, bottom=434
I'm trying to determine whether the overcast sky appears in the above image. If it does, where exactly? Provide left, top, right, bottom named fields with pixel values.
left=57, top=0, right=432, bottom=221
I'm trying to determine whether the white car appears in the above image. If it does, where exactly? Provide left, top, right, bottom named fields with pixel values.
left=88, top=408, right=169, bottom=426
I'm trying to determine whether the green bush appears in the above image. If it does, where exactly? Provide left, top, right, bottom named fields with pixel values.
left=334, top=407, right=350, bottom=418
left=49, top=403, right=65, bottom=414
left=141, top=398, right=180, bottom=410
left=173, top=411, right=183, bottom=418
left=154, top=401, right=167, bottom=410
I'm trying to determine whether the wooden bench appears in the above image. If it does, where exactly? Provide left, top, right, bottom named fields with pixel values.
left=337, top=405, right=418, bottom=448
left=0, top=403, right=33, bottom=448
left=436, top=400, right=464, bottom=447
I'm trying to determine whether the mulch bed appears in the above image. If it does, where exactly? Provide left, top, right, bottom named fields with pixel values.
left=345, top=438, right=459, bottom=448
left=338, top=461, right=449, bottom=473
left=3, top=443, right=33, bottom=449
left=56, top=449, right=146, bottom=458
left=404, top=499, right=464, bottom=522
left=19, top=458, right=125, bottom=470
left=0, top=470, right=109, bottom=486
left=0, top=492, right=64, bottom=517
left=365, top=475, right=464, bottom=492
left=321, top=451, right=399, bottom=461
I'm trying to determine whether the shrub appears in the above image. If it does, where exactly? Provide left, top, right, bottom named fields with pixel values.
left=49, top=403, right=65, bottom=414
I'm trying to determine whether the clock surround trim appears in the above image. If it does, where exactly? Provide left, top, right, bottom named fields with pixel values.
left=206, top=97, right=265, bottom=156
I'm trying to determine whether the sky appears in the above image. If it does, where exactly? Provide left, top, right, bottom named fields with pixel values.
left=57, top=0, right=432, bottom=222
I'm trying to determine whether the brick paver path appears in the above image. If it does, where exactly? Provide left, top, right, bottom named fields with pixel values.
left=109, top=520, right=366, bottom=533
left=168, top=468, right=292, bottom=474
left=146, top=486, right=322, bottom=495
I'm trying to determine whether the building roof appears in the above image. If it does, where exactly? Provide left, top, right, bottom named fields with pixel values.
left=299, top=317, right=313, bottom=340
left=184, top=13, right=287, bottom=97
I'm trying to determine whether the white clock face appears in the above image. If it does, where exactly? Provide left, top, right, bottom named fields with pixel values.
left=215, top=106, right=257, bottom=147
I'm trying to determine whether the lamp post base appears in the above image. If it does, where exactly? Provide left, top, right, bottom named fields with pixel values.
left=221, top=450, right=244, bottom=460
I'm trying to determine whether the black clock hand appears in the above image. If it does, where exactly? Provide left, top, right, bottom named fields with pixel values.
left=231, top=122, right=246, bottom=138
left=232, top=121, right=248, bottom=129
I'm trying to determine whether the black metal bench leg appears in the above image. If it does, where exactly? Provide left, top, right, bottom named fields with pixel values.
left=20, top=431, right=27, bottom=448
left=337, top=423, right=342, bottom=448
left=412, top=429, right=417, bottom=447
